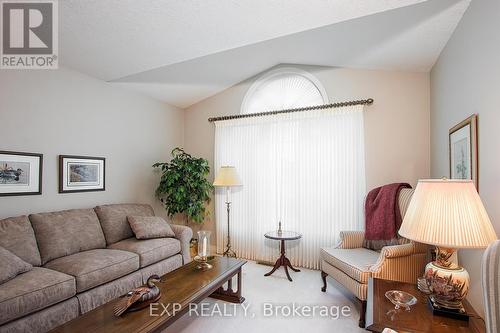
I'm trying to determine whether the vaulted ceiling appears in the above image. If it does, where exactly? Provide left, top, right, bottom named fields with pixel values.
left=60, top=0, right=470, bottom=108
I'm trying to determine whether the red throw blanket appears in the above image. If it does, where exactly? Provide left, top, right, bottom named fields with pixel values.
left=362, top=183, right=411, bottom=251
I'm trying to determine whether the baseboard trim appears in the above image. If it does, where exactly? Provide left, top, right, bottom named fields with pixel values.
left=256, top=260, right=274, bottom=266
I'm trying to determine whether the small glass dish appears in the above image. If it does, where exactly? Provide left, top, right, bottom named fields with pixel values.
left=385, top=290, right=417, bottom=311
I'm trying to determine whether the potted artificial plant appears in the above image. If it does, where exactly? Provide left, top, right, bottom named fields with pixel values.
left=153, top=148, right=213, bottom=257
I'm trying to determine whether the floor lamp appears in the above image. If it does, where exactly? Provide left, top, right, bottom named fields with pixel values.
left=213, top=166, right=242, bottom=258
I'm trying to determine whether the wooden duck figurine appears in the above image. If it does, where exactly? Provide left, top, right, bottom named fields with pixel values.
left=114, top=274, right=162, bottom=316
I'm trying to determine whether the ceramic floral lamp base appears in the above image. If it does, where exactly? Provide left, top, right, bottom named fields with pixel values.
left=423, top=247, right=470, bottom=320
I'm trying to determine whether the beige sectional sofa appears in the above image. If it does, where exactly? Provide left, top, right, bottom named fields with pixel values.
left=0, top=204, right=192, bottom=333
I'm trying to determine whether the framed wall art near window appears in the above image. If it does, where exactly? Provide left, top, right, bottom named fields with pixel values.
left=59, top=155, right=105, bottom=193
left=0, top=150, right=43, bottom=196
left=449, top=114, right=478, bottom=189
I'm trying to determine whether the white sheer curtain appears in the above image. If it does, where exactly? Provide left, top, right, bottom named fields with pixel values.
left=214, top=105, right=366, bottom=269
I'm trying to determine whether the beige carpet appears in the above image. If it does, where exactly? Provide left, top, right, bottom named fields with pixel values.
left=164, top=260, right=366, bottom=333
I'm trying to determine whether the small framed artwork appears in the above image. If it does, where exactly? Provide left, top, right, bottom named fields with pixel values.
left=59, top=155, right=105, bottom=193
left=449, top=114, right=478, bottom=189
left=0, top=150, right=43, bottom=196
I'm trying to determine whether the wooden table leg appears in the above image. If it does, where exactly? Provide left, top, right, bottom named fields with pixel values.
left=264, top=239, right=300, bottom=282
left=283, top=263, right=292, bottom=281
left=264, top=257, right=282, bottom=277
left=285, top=257, right=300, bottom=272
left=321, top=271, right=328, bottom=292
left=210, top=268, right=245, bottom=303
left=359, top=299, right=367, bottom=328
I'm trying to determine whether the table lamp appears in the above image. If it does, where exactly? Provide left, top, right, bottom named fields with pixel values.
left=399, top=179, right=497, bottom=316
left=213, top=166, right=242, bottom=257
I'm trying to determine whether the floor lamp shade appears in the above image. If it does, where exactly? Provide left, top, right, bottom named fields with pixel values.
left=398, top=179, right=497, bottom=315
left=213, top=166, right=242, bottom=187
left=213, top=166, right=242, bottom=258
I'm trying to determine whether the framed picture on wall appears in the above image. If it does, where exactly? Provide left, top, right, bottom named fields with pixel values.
left=449, top=114, right=478, bottom=189
left=59, top=155, right=105, bottom=193
left=0, top=150, right=43, bottom=196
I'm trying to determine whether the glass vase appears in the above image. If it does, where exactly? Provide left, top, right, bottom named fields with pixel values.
left=196, top=231, right=212, bottom=270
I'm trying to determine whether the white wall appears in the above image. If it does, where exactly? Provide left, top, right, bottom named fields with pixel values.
left=184, top=64, right=430, bottom=242
left=0, top=67, right=184, bottom=219
left=430, top=0, right=500, bottom=316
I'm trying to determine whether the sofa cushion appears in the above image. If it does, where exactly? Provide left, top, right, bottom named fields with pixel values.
left=128, top=216, right=175, bottom=240
left=0, top=267, right=76, bottom=325
left=108, top=237, right=181, bottom=267
left=0, top=215, right=41, bottom=266
left=0, top=246, right=32, bottom=284
left=95, top=204, right=155, bottom=244
left=44, top=249, right=139, bottom=292
left=320, top=247, right=380, bottom=284
left=30, top=209, right=106, bottom=264
left=139, top=254, right=182, bottom=284
left=76, top=271, right=143, bottom=314
left=0, top=297, right=79, bottom=333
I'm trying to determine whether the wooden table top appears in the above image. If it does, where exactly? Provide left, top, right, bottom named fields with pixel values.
left=264, top=230, right=302, bottom=240
left=50, top=256, right=246, bottom=333
left=366, top=278, right=486, bottom=333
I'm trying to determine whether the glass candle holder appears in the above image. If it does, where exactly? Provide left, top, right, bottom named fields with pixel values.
left=196, top=231, right=212, bottom=270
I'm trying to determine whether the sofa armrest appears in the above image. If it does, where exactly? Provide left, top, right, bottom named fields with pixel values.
left=170, top=224, right=193, bottom=264
left=335, top=231, right=365, bottom=249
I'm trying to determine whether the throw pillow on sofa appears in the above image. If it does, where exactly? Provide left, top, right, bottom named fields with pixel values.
left=127, top=216, right=175, bottom=240
left=0, top=246, right=32, bottom=284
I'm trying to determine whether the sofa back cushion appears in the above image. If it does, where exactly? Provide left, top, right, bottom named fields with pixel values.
left=94, top=204, right=155, bottom=245
left=0, top=215, right=42, bottom=266
left=30, top=209, right=106, bottom=264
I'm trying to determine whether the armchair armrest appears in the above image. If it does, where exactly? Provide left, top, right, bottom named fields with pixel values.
left=370, top=242, right=427, bottom=283
left=170, top=224, right=193, bottom=264
left=336, top=231, right=365, bottom=249
left=379, top=242, right=414, bottom=259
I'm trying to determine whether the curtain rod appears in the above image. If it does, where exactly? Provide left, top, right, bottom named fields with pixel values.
left=208, top=98, right=373, bottom=122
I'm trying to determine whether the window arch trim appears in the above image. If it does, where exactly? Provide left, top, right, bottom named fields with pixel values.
left=240, top=67, right=329, bottom=115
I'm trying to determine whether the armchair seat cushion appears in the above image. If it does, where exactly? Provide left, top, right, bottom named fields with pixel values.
left=44, top=249, right=139, bottom=292
left=0, top=267, right=75, bottom=325
left=108, top=237, right=180, bottom=267
left=320, top=247, right=380, bottom=283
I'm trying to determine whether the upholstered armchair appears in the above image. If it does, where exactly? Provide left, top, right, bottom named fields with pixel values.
left=483, top=240, right=500, bottom=333
left=320, top=188, right=428, bottom=328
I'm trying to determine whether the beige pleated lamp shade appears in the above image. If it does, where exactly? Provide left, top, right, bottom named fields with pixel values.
left=399, top=179, right=497, bottom=249
left=213, top=166, right=242, bottom=187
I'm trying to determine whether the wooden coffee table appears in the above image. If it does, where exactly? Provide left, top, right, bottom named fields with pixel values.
left=366, top=277, right=485, bottom=333
left=51, top=256, right=246, bottom=333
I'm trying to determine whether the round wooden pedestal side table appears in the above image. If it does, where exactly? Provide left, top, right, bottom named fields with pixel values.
left=263, top=230, right=302, bottom=282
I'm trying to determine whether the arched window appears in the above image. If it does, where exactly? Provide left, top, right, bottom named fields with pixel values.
left=241, top=67, right=329, bottom=114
